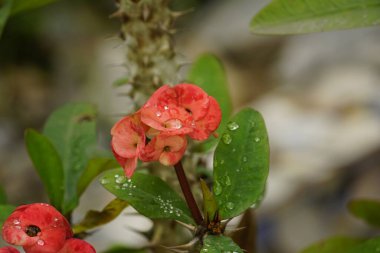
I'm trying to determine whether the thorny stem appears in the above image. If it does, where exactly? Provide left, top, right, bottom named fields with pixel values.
left=174, top=161, right=203, bottom=226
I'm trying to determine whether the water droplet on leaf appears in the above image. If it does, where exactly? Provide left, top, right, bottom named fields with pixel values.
left=254, top=137, right=260, bottom=142
left=101, top=179, right=109, bottom=185
left=227, top=122, right=239, bottom=131
left=226, top=202, right=235, bottom=210
left=222, top=133, right=232, bottom=144
left=214, top=181, right=222, bottom=195
left=242, top=156, right=247, bottom=162
left=156, top=111, right=162, bottom=117
left=37, top=239, right=45, bottom=246
left=225, top=176, right=231, bottom=186
left=115, top=175, right=126, bottom=184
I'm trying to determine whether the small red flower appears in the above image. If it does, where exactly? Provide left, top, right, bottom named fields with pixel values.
left=140, top=84, right=221, bottom=140
left=2, top=203, right=72, bottom=253
left=0, top=246, right=20, bottom=253
left=140, top=134, right=187, bottom=166
left=111, top=114, right=146, bottom=178
left=111, top=83, right=222, bottom=178
left=57, top=238, right=95, bottom=253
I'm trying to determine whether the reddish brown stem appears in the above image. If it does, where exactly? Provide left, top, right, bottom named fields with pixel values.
left=174, top=161, right=203, bottom=225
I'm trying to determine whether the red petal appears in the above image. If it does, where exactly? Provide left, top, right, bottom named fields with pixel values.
left=0, top=247, right=20, bottom=253
left=174, top=84, right=209, bottom=120
left=57, top=239, right=95, bottom=253
left=2, top=203, right=72, bottom=253
left=189, top=97, right=222, bottom=141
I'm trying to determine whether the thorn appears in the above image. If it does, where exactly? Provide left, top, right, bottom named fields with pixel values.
left=171, top=8, right=194, bottom=18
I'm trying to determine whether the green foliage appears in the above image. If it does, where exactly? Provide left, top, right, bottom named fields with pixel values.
left=0, top=204, right=16, bottom=228
left=348, top=199, right=380, bottom=228
left=213, top=108, right=269, bottom=219
left=100, top=169, right=195, bottom=225
left=200, top=179, right=218, bottom=221
left=0, top=0, right=12, bottom=36
left=187, top=53, right=233, bottom=152
left=25, top=129, right=64, bottom=209
left=77, top=158, right=120, bottom=197
left=0, top=186, right=7, bottom=204
left=73, top=198, right=129, bottom=234
left=0, top=0, right=59, bottom=37
left=43, top=103, right=97, bottom=214
left=200, top=235, right=243, bottom=253
left=347, top=237, right=380, bottom=253
left=10, top=0, right=58, bottom=15
left=250, top=0, right=380, bottom=34
left=301, top=236, right=365, bottom=253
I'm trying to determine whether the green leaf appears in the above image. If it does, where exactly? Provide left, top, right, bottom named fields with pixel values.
left=187, top=53, right=232, bottom=152
left=25, top=129, right=64, bottom=209
left=0, top=186, right=7, bottom=204
left=43, top=103, right=97, bottom=214
left=301, top=236, right=365, bottom=253
left=348, top=199, right=380, bottom=228
left=250, top=0, right=380, bottom=35
left=213, top=108, right=269, bottom=219
left=200, top=179, right=218, bottom=221
left=347, top=237, right=380, bottom=253
left=73, top=198, right=129, bottom=234
left=0, top=0, right=13, bottom=37
left=0, top=205, right=16, bottom=228
left=11, top=0, right=58, bottom=15
left=201, top=235, right=243, bottom=253
left=100, top=169, right=195, bottom=225
left=77, top=157, right=120, bottom=197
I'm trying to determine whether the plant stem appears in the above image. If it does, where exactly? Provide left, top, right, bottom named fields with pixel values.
left=174, top=161, right=203, bottom=226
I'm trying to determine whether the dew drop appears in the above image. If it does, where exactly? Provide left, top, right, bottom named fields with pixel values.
left=220, top=159, right=225, bottom=165
left=227, top=122, right=239, bottom=131
left=232, top=148, right=236, bottom=152
left=165, top=119, right=182, bottom=129
left=13, top=219, right=20, bottom=225
left=242, top=156, right=248, bottom=162
left=37, top=239, right=45, bottom=246
left=226, top=202, right=235, bottom=210
left=156, top=111, right=162, bottom=117
left=225, top=176, right=231, bottom=186
left=164, top=105, right=169, bottom=110
left=115, top=176, right=126, bottom=184
left=254, top=137, right=260, bottom=142
left=222, top=133, right=232, bottom=144
left=213, top=181, right=222, bottom=196
left=100, top=179, right=109, bottom=185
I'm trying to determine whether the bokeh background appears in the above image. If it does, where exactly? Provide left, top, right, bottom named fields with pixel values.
left=1, top=0, right=380, bottom=252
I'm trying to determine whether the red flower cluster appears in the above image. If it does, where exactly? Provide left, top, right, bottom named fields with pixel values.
left=1, top=203, right=95, bottom=253
left=111, top=84, right=222, bottom=177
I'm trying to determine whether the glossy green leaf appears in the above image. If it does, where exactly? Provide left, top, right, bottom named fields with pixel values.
left=187, top=53, right=232, bottom=152
left=100, top=169, right=195, bottom=225
left=348, top=199, right=380, bottom=228
left=0, top=205, right=16, bottom=228
left=43, top=103, right=97, bottom=214
left=201, top=235, right=243, bottom=253
left=347, top=237, right=380, bottom=253
left=213, top=108, right=269, bottom=219
left=11, top=0, right=58, bottom=15
left=25, top=129, right=64, bottom=209
left=200, top=179, right=218, bottom=221
left=0, top=186, right=7, bottom=204
left=77, top=157, right=120, bottom=197
left=301, top=236, right=365, bottom=253
left=0, top=0, right=12, bottom=36
left=73, top=198, right=129, bottom=234
left=250, top=0, right=380, bottom=35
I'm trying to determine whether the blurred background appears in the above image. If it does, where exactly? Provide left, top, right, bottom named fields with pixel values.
left=1, top=0, right=380, bottom=252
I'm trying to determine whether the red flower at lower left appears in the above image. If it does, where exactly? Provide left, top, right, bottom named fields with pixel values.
left=1, top=203, right=94, bottom=253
